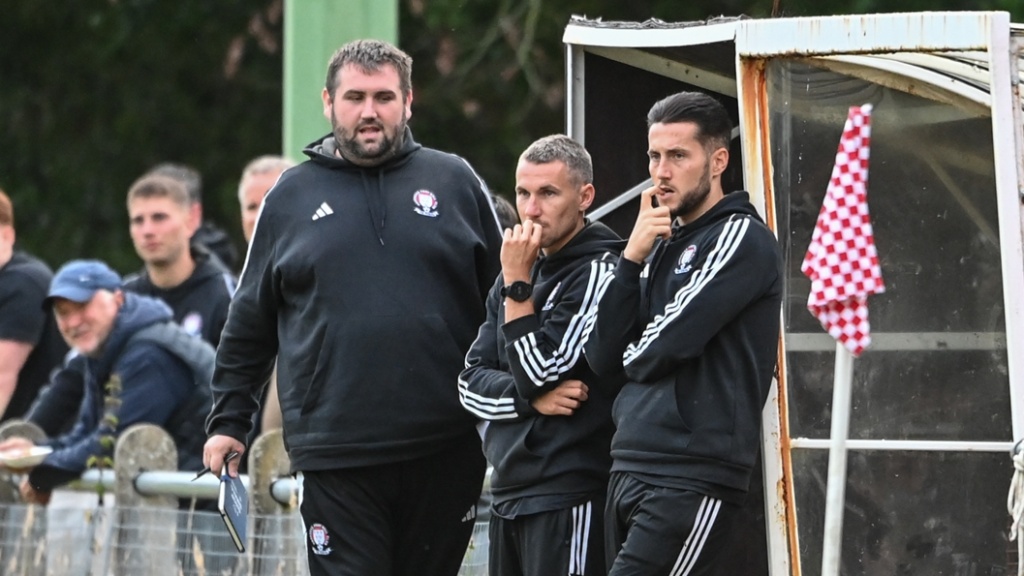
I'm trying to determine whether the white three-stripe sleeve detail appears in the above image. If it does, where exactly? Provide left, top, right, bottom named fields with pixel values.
left=578, top=263, right=617, bottom=347
left=623, top=216, right=750, bottom=366
left=457, top=377, right=518, bottom=420
left=509, top=260, right=614, bottom=387
left=670, top=496, right=722, bottom=576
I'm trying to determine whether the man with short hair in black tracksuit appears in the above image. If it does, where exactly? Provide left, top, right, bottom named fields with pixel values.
left=459, top=134, right=624, bottom=576
left=203, top=39, right=502, bottom=576
left=583, top=91, right=783, bottom=575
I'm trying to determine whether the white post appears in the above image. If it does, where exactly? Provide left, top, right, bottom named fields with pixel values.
left=820, top=343, right=855, bottom=575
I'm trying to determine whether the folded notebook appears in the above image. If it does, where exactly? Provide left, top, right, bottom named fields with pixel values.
left=218, top=468, right=248, bottom=553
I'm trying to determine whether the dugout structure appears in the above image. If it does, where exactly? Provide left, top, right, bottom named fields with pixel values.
left=564, top=11, right=1024, bottom=575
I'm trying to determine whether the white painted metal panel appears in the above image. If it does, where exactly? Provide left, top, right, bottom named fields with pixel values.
left=736, top=12, right=997, bottom=57
left=562, top=19, right=738, bottom=48
left=985, top=13, right=1024, bottom=441
left=566, top=44, right=585, bottom=142
left=789, top=439, right=1013, bottom=451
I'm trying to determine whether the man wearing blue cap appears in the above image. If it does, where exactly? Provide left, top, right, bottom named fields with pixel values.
left=0, top=259, right=214, bottom=504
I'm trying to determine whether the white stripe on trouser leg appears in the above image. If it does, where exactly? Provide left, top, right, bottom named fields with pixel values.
left=670, top=496, right=722, bottom=576
left=569, top=501, right=592, bottom=575
left=297, top=472, right=308, bottom=555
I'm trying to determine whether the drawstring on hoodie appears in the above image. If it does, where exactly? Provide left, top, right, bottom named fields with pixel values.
left=378, top=170, right=387, bottom=243
left=360, top=170, right=387, bottom=245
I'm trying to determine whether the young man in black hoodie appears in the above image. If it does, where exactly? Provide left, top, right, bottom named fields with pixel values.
left=203, top=39, right=502, bottom=576
left=583, top=92, right=783, bottom=575
left=124, top=173, right=235, bottom=349
left=459, top=135, right=623, bottom=576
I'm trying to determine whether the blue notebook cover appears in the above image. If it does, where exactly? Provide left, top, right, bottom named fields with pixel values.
left=218, top=471, right=248, bottom=553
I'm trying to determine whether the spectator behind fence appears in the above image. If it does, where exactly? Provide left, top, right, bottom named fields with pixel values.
left=0, top=189, right=68, bottom=422
left=238, top=155, right=295, bottom=244
left=459, top=134, right=624, bottom=576
left=147, top=162, right=239, bottom=272
left=236, top=154, right=296, bottom=434
left=0, top=259, right=213, bottom=505
left=26, top=174, right=236, bottom=440
left=490, top=192, right=519, bottom=231
left=583, top=91, right=783, bottom=574
left=203, top=38, right=502, bottom=576
left=122, top=173, right=235, bottom=349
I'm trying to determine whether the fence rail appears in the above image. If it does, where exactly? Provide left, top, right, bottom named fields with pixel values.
left=0, top=421, right=488, bottom=576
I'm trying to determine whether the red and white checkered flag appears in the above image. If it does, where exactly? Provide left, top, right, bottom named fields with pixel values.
left=801, top=104, right=884, bottom=357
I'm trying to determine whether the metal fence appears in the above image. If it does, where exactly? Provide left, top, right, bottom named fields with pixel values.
left=0, top=501, right=489, bottom=576
left=0, top=421, right=490, bottom=576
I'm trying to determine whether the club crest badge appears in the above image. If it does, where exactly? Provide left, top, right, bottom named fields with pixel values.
left=413, top=189, right=439, bottom=217
left=542, top=282, right=561, bottom=311
left=309, top=523, right=333, bottom=556
left=674, top=245, right=697, bottom=274
left=181, top=312, right=203, bottom=338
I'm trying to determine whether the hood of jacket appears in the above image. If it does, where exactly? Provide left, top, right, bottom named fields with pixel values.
left=671, top=191, right=763, bottom=240
left=126, top=245, right=225, bottom=293
left=302, top=126, right=424, bottom=245
left=304, top=125, right=422, bottom=172
left=175, top=247, right=226, bottom=292
left=536, top=219, right=624, bottom=277
left=91, top=292, right=173, bottom=377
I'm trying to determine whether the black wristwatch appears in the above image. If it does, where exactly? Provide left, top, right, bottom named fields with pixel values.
left=500, top=281, right=533, bottom=302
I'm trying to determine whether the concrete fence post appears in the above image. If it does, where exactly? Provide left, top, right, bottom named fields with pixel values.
left=0, top=419, right=48, bottom=575
left=248, top=428, right=305, bottom=574
left=112, top=423, right=177, bottom=576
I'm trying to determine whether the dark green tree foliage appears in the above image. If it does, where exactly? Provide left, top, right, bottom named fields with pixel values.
left=0, top=0, right=284, bottom=272
left=1, top=1, right=1020, bottom=270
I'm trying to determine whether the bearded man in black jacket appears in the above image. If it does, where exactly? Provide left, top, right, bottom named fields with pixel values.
left=203, top=39, right=502, bottom=576
left=583, top=91, right=783, bottom=575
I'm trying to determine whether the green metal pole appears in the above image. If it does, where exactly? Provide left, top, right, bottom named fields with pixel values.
left=283, top=0, right=398, bottom=160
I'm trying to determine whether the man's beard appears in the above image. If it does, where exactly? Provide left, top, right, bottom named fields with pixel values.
left=333, top=114, right=407, bottom=167
left=670, top=161, right=712, bottom=221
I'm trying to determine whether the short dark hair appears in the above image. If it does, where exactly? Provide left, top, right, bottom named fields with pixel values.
left=325, top=39, right=412, bottom=100
left=490, top=193, right=519, bottom=230
left=147, top=162, right=202, bottom=205
left=519, top=134, right=593, bottom=190
left=647, top=91, right=732, bottom=153
left=0, top=188, right=12, bottom=227
left=126, top=174, right=191, bottom=210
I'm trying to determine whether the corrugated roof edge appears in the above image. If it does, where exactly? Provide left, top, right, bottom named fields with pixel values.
left=566, top=14, right=750, bottom=30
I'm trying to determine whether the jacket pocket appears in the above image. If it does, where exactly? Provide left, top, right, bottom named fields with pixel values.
left=613, top=376, right=692, bottom=452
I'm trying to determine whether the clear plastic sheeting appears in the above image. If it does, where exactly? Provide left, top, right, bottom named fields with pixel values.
left=770, top=59, right=1011, bottom=574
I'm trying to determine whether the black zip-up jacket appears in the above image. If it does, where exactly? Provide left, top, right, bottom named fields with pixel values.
left=459, top=221, right=624, bottom=515
left=584, top=192, right=782, bottom=500
left=207, top=128, right=502, bottom=472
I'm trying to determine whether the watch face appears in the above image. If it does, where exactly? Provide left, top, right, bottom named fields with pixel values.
left=502, top=281, right=532, bottom=302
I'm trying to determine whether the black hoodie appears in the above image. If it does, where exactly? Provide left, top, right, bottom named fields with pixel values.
left=207, top=128, right=502, bottom=472
left=123, top=246, right=236, bottom=348
left=459, top=220, right=624, bottom=516
left=583, top=192, right=782, bottom=502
